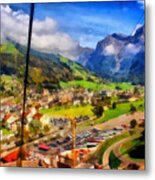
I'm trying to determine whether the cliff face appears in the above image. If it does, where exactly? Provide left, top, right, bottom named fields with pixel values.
left=80, top=25, right=145, bottom=84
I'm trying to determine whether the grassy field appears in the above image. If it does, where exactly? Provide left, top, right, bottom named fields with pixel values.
left=96, top=99, right=144, bottom=124
left=60, top=80, right=134, bottom=92
left=40, top=98, right=144, bottom=132
left=119, top=137, right=144, bottom=162
left=120, top=138, right=141, bottom=154
left=77, top=98, right=144, bottom=131
left=60, top=80, right=104, bottom=91
left=59, top=56, right=99, bottom=81
left=2, top=128, right=12, bottom=136
left=59, top=56, right=134, bottom=92
left=40, top=104, right=94, bottom=118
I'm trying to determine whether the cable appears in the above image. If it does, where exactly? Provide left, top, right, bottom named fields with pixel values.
left=18, top=3, right=34, bottom=167
left=130, top=12, right=144, bottom=36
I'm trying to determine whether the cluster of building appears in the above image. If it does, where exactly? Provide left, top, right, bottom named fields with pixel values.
left=0, top=85, right=144, bottom=167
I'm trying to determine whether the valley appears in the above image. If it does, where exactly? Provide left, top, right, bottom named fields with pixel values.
left=0, top=25, right=145, bottom=169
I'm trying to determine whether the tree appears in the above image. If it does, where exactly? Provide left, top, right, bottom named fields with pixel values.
left=133, top=87, right=140, bottom=95
left=130, top=119, right=137, bottom=128
left=43, top=124, right=51, bottom=134
left=115, top=86, right=121, bottom=91
left=92, top=106, right=104, bottom=117
left=130, top=104, right=137, bottom=114
left=126, top=163, right=140, bottom=170
left=112, top=102, right=117, bottom=109
left=104, top=97, right=111, bottom=106
left=29, top=119, right=42, bottom=136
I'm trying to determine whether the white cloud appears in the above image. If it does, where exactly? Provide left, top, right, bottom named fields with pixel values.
left=125, top=43, right=141, bottom=55
left=1, top=5, right=80, bottom=60
left=33, top=17, right=57, bottom=35
left=1, top=5, right=30, bottom=45
left=104, top=44, right=118, bottom=55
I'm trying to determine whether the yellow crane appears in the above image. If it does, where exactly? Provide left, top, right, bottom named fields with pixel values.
left=70, top=118, right=77, bottom=168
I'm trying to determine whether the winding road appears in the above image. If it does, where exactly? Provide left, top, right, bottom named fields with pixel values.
left=102, top=133, right=144, bottom=170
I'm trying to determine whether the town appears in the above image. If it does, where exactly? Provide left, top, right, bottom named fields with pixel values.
left=0, top=84, right=145, bottom=169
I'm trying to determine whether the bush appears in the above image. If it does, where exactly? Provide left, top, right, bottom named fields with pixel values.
left=130, top=119, right=137, bottom=128
left=92, top=106, right=104, bottom=117
left=130, top=104, right=137, bottom=113
left=109, top=151, right=121, bottom=169
left=112, top=102, right=117, bottom=109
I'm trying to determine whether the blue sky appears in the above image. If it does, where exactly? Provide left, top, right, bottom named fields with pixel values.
left=1, top=1, right=144, bottom=60
left=11, top=1, right=144, bottom=48
left=9, top=1, right=144, bottom=48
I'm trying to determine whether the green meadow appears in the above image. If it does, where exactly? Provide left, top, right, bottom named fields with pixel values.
left=60, top=80, right=134, bottom=92
left=40, top=104, right=94, bottom=118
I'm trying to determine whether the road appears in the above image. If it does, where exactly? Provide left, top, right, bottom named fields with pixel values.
left=95, top=112, right=144, bottom=131
left=102, top=133, right=144, bottom=170
left=113, top=139, right=144, bottom=170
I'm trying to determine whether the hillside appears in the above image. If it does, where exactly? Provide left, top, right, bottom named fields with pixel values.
left=0, top=42, right=102, bottom=94
left=0, top=43, right=21, bottom=54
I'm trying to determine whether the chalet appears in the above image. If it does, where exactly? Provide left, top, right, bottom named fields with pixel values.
left=73, top=99, right=81, bottom=106
left=84, top=91, right=94, bottom=104
left=30, top=106, right=37, bottom=116
left=35, top=103, right=42, bottom=110
left=42, top=89, right=50, bottom=97
left=91, top=93, right=111, bottom=106
left=60, top=93, right=73, bottom=105
left=3, top=113, right=19, bottom=130
left=33, top=112, right=43, bottom=121
left=23, top=111, right=32, bottom=123
left=40, top=114, right=50, bottom=125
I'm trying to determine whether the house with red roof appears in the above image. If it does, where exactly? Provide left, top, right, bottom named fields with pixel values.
left=3, top=113, right=19, bottom=131
left=2, top=149, right=19, bottom=163
left=33, top=113, right=43, bottom=120
left=32, top=113, right=50, bottom=127
left=24, top=111, right=33, bottom=124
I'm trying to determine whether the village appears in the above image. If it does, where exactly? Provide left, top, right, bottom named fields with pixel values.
left=0, top=84, right=144, bottom=169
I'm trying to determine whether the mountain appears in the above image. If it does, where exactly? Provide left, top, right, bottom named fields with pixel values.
left=77, top=47, right=94, bottom=66
left=81, top=25, right=144, bottom=85
left=0, top=42, right=101, bottom=93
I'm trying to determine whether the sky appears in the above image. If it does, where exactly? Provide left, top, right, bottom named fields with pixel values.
left=1, top=1, right=144, bottom=60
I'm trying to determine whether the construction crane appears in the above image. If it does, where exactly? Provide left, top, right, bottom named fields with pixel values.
left=70, top=118, right=77, bottom=168
left=56, top=114, right=77, bottom=168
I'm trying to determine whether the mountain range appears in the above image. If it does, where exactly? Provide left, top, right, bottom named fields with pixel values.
left=77, top=25, right=145, bottom=85
left=1, top=25, right=144, bottom=91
